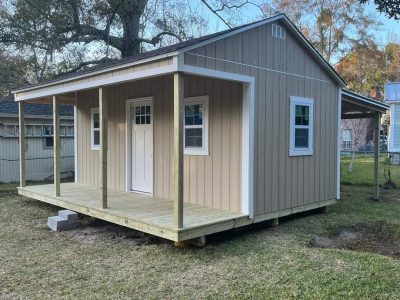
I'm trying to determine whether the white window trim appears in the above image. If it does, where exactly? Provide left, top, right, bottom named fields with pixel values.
left=289, top=96, right=314, bottom=156
left=184, top=95, right=209, bottom=156
left=91, top=108, right=100, bottom=150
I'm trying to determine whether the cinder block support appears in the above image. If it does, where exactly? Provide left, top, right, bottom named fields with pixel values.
left=58, top=210, right=78, bottom=222
left=271, top=218, right=279, bottom=227
left=47, top=210, right=79, bottom=231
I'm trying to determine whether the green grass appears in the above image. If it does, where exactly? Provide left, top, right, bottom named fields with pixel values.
left=341, top=154, right=400, bottom=187
left=1, top=186, right=400, bottom=299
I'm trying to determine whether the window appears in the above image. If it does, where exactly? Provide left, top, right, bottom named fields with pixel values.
left=91, top=108, right=100, bottom=150
left=44, top=136, right=54, bottom=148
left=42, top=124, right=53, bottom=149
left=134, top=105, right=151, bottom=125
left=289, top=96, right=314, bottom=156
left=272, top=23, right=285, bottom=39
left=342, top=129, right=352, bottom=150
left=184, top=96, right=209, bottom=155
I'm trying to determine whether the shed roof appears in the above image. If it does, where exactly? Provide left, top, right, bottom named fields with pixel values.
left=0, top=95, right=73, bottom=118
left=13, top=13, right=345, bottom=95
left=342, top=89, right=389, bottom=118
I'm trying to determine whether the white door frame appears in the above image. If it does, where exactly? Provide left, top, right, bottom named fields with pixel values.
left=125, top=97, right=154, bottom=194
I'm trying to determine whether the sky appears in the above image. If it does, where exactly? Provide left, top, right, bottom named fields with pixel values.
left=203, top=1, right=400, bottom=46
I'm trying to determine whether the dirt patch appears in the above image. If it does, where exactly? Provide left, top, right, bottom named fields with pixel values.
left=61, top=218, right=168, bottom=247
left=0, top=190, right=18, bottom=198
left=311, top=221, right=400, bottom=259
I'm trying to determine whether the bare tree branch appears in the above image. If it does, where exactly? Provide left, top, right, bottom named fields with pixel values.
left=200, top=0, right=232, bottom=28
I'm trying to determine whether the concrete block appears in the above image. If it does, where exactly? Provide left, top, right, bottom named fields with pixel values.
left=58, top=210, right=78, bottom=223
left=47, top=216, right=78, bottom=231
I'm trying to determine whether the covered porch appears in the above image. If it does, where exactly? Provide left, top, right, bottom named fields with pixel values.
left=14, top=55, right=254, bottom=243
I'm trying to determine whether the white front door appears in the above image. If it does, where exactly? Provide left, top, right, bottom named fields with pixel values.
left=131, top=101, right=153, bottom=193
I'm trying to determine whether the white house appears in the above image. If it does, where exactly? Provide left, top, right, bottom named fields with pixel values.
left=386, top=83, right=400, bottom=156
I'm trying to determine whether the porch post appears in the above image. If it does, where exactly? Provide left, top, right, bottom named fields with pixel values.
left=99, top=87, right=108, bottom=209
left=18, top=102, right=26, bottom=187
left=53, top=96, right=61, bottom=196
left=374, top=112, right=381, bottom=200
left=173, top=72, right=184, bottom=229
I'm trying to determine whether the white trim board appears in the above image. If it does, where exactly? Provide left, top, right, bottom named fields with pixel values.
left=13, top=53, right=178, bottom=94
left=15, top=63, right=178, bottom=101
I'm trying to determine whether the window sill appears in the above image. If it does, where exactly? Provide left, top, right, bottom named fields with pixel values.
left=91, top=146, right=100, bottom=151
left=184, top=149, right=209, bottom=156
left=289, top=149, right=313, bottom=157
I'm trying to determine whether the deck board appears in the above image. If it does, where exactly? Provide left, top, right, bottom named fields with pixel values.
left=18, top=183, right=250, bottom=242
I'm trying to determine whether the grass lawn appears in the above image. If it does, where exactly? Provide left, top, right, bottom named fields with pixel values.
left=341, top=154, right=400, bottom=187
left=1, top=185, right=400, bottom=299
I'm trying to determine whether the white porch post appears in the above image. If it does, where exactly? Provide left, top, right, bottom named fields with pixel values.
left=173, top=72, right=184, bottom=229
left=18, top=102, right=26, bottom=187
left=53, top=96, right=61, bottom=196
left=374, top=112, right=381, bottom=200
left=99, top=87, right=108, bottom=209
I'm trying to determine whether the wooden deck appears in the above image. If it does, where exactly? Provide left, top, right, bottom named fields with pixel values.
left=18, top=183, right=250, bottom=242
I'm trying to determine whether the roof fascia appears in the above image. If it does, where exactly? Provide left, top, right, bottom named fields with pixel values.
left=12, top=51, right=179, bottom=94
left=342, top=90, right=389, bottom=112
left=15, top=60, right=178, bottom=101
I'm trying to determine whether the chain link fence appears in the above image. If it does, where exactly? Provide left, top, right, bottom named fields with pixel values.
left=341, top=151, right=400, bottom=189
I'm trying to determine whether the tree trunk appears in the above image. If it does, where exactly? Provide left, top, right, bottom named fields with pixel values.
left=117, top=0, right=148, bottom=58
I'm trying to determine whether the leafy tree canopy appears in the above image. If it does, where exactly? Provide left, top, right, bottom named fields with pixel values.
left=360, top=0, right=400, bottom=20
left=262, top=0, right=380, bottom=63
left=335, top=41, right=400, bottom=96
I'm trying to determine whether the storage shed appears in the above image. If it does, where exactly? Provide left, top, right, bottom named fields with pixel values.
left=0, top=95, right=74, bottom=183
left=11, top=14, right=388, bottom=244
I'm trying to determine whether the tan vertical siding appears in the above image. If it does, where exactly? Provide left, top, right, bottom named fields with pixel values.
left=183, top=20, right=339, bottom=217
left=76, top=75, right=242, bottom=213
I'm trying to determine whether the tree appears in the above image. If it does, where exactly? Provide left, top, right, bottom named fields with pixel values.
left=261, top=0, right=380, bottom=63
left=0, top=0, right=258, bottom=80
left=335, top=41, right=400, bottom=95
left=360, top=0, right=400, bottom=20
left=0, top=49, right=32, bottom=97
